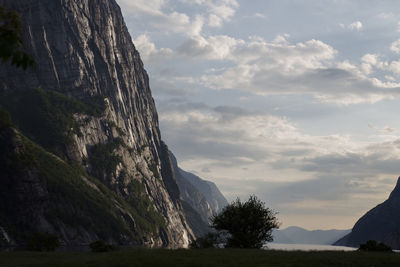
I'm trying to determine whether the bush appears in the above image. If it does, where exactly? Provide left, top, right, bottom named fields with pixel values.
left=211, top=195, right=280, bottom=249
left=89, top=240, right=115, bottom=252
left=26, top=233, right=60, bottom=251
left=0, top=108, right=11, bottom=129
left=359, top=240, right=392, bottom=252
left=190, top=232, right=222, bottom=249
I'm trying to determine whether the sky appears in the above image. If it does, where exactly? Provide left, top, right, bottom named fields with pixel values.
left=115, top=0, right=400, bottom=230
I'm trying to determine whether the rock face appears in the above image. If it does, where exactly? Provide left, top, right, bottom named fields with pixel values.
left=335, top=177, right=400, bottom=249
left=170, top=152, right=228, bottom=236
left=0, top=0, right=195, bottom=248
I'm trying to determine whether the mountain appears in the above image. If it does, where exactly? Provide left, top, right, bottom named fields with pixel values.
left=335, top=177, right=400, bottom=249
left=0, top=0, right=215, bottom=248
left=272, top=226, right=350, bottom=245
left=170, top=152, right=228, bottom=236
left=179, top=168, right=228, bottom=215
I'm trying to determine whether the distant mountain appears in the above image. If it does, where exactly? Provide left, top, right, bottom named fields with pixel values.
left=170, top=152, right=228, bottom=237
left=273, top=226, right=350, bottom=245
left=335, top=177, right=400, bottom=249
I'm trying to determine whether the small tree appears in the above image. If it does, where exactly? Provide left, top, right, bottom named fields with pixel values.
left=0, top=5, right=34, bottom=70
left=89, top=240, right=115, bottom=252
left=359, top=240, right=392, bottom=252
left=211, top=195, right=280, bottom=249
left=27, top=233, right=60, bottom=251
left=189, top=232, right=222, bottom=249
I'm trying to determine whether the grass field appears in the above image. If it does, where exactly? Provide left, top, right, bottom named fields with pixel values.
left=1, top=249, right=400, bottom=267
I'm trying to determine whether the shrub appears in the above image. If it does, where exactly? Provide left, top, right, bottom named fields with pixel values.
left=89, top=240, right=115, bottom=252
left=211, top=195, right=280, bottom=249
left=359, top=240, right=392, bottom=252
left=26, top=233, right=60, bottom=251
left=190, top=232, right=222, bottom=249
left=0, top=108, right=11, bottom=128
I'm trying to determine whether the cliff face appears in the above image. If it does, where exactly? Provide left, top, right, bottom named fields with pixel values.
left=0, top=0, right=193, bottom=248
left=335, top=177, right=400, bottom=249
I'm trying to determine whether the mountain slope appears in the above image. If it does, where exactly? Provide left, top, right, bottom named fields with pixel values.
left=335, top=177, right=400, bottom=249
left=0, top=109, right=163, bottom=247
left=170, top=152, right=228, bottom=236
left=0, top=0, right=193, bottom=248
left=178, top=167, right=228, bottom=216
left=272, top=226, right=350, bottom=245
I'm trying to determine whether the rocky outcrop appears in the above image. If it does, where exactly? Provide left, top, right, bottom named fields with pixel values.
left=170, top=152, right=228, bottom=237
left=334, top=177, right=400, bottom=249
left=179, top=167, right=228, bottom=216
left=0, top=0, right=193, bottom=248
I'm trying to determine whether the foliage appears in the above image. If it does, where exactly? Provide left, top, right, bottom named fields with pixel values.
left=359, top=240, right=392, bottom=252
left=0, top=101, right=165, bottom=241
left=211, top=195, right=280, bottom=249
left=0, top=88, right=106, bottom=157
left=148, top=163, right=160, bottom=180
left=190, top=232, right=222, bottom=249
left=18, top=136, right=133, bottom=242
left=123, top=180, right=166, bottom=233
left=1, top=130, right=164, bottom=241
left=89, top=240, right=115, bottom=252
left=89, top=138, right=124, bottom=180
left=0, top=108, right=11, bottom=129
left=26, top=233, right=60, bottom=252
left=0, top=5, right=34, bottom=70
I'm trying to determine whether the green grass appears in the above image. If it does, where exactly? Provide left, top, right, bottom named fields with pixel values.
left=1, top=249, right=400, bottom=267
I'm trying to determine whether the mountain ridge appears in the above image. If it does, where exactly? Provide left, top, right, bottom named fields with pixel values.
left=273, top=226, right=350, bottom=245
left=334, top=177, right=400, bottom=249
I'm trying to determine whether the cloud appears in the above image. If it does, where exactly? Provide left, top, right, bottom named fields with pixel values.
left=183, top=36, right=400, bottom=104
left=133, top=34, right=173, bottom=63
left=177, top=35, right=243, bottom=59
left=119, top=0, right=400, bottom=229
left=116, top=0, right=205, bottom=36
left=159, top=100, right=400, bottom=228
left=254, top=13, right=266, bottom=19
left=348, top=21, right=363, bottom=31
left=391, top=39, right=400, bottom=54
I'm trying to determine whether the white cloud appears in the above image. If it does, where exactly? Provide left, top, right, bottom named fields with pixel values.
left=118, top=0, right=400, bottom=228
left=159, top=101, right=400, bottom=228
left=116, top=0, right=205, bottom=36
left=177, top=0, right=239, bottom=28
left=391, top=39, right=400, bottom=54
left=178, top=35, right=243, bottom=60
left=348, top=21, right=363, bottom=31
left=133, top=34, right=173, bottom=63
left=254, top=13, right=266, bottom=19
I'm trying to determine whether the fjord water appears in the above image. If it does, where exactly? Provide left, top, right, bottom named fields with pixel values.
left=266, top=243, right=356, bottom=251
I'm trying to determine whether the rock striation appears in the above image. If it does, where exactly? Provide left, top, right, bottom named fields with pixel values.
left=0, top=0, right=198, bottom=248
left=334, top=177, right=400, bottom=249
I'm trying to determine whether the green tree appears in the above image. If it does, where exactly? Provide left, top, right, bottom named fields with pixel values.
left=211, top=195, right=280, bottom=249
left=89, top=240, right=115, bottom=252
left=0, top=5, right=34, bottom=70
left=359, top=240, right=392, bottom=252
left=26, top=233, right=61, bottom=251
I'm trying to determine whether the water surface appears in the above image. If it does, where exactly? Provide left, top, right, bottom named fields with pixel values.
left=266, top=243, right=357, bottom=251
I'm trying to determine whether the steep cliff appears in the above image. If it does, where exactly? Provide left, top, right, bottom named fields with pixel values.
left=0, top=0, right=193, bottom=248
left=334, top=177, right=400, bottom=249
